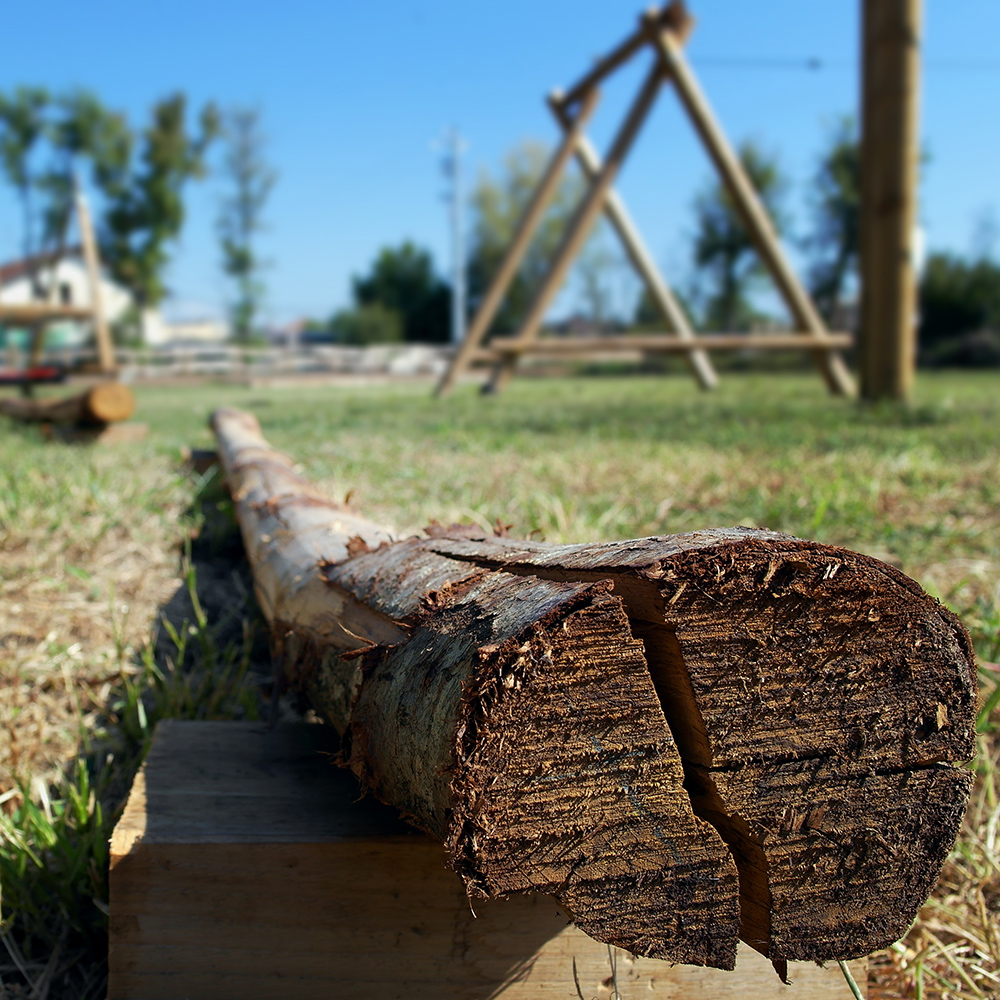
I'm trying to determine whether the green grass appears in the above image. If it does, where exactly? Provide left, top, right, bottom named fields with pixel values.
left=1, top=370, right=998, bottom=998
left=137, top=372, right=1000, bottom=604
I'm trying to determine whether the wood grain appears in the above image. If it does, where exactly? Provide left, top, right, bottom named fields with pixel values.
left=108, top=720, right=866, bottom=999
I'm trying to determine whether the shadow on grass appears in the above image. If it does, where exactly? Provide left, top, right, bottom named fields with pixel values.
left=0, top=460, right=278, bottom=1000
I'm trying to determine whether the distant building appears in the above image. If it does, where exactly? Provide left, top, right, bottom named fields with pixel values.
left=0, top=249, right=133, bottom=347
left=0, top=251, right=235, bottom=347
left=141, top=312, right=229, bottom=346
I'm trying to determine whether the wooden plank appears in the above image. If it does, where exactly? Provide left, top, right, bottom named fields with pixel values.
left=858, top=0, right=922, bottom=402
left=548, top=98, right=718, bottom=390
left=649, top=20, right=855, bottom=397
left=433, top=87, right=601, bottom=398
left=76, top=189, right=116, bottom=373
left=487, top=63, right=664, bottom=393
left=482, top=332, right=854, bottom=356
left=0, top=303, right=95, bottom=323
left=108, top=720, right=867, bottom=1000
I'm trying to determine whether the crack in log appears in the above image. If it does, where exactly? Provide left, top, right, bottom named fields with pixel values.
left=421, top=544, right=780, bottom=963
left=627, top=619, right=777, bottom=972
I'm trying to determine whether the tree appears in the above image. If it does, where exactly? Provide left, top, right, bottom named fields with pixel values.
left=40, top=90, right=131, bottom=251
left=0, top=87, right=51, bottom=285
left=690, top=140, right=788, bottom=330
left=352, top=241, right=450, bottom=343
left=805, top=117, right=861, bottom=324
left=330, top=302, right=404, bottom=345
left=99, top=94, right=219, bottom=310
left=217, top=106, right=276, bottom=342
left=919, top=251, right=1000, bottom=364
left=0, top=87, right=131, bottom=301
left=574, top=233, right=621, bottom=330
left=466, top=141, right=586, bottom=336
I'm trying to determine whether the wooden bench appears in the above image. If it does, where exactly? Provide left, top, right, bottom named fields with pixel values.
left=109, top=721, right=866, bottom=999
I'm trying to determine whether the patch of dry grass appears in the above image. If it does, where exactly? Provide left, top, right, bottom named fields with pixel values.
left=871, top=732, right=999, bottom=1000
left=0, top=424, right=193, bottom=793
left=1, top=371, right=999, bottom=998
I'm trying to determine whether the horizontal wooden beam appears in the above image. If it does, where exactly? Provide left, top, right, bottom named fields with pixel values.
left=478, top=333, right=854, bottom=359
left=0, top=302, right=95, bottom=324
left=556, top=2, right=693, bottom=110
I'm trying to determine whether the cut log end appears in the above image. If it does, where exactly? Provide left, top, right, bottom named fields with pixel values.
left=0, top=382, right=135, bottom=426
left=654, top=538, right=976, bottom=961
left=82, top=381, right=135, bottom=423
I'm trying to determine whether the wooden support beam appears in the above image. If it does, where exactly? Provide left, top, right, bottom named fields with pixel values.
left=557, top=2, right=693, bottom=110
left=480, top=332, right=854, bottom=358
left=548, top=97, right=718, bottom=391
left=0, top=303, right=95, bottom=324
left=76, top=189, right=116, bottom=373
left=650, top=21, right=856, bottom=397
left=434, top=88, right=601, bottom=398
left=859, top=0, right=922, bottom=402
left=486, top=64, right=664, bottom=394
left=212, top=406, right=977, bottom=970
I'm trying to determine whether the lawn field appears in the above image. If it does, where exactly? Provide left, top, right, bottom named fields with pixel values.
left=1, top=371, right=998, bottom=998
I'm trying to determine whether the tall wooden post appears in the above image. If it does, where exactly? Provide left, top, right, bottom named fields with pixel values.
left=77, top=188, right=117, bottom=374
left=859, top=0, right=922, bottom=402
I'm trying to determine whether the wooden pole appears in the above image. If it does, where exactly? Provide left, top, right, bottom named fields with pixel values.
left=76, top=187, right=116, bottom=374
left=555, top=1, right=692, bottom=111
left=434, top=87, right=601, bottom=398
left=481, top=331, right=854, bottom=356
left=0, top=382, right=135, bottom=425
left=549, top=98, right=718, bottom=391
left=0, top=303, right=96, bottom=324
left=211, top=406, right=976, bottom=969
left=859, top=0, right=922, bottom=402
left=650, top=20, right=856, bottom=397
left=487, top=64, right=664, bottom=394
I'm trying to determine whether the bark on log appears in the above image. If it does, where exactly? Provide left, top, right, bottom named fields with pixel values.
left=210, top=406, right=977, bottom=972
left=0, top=383, right=135, bottom=425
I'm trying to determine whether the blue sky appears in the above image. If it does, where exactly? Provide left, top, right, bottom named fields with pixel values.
left=1, top=1, right=997, bottom=325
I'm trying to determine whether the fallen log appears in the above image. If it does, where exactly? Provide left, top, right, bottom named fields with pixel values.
left=0, top=382, right=135, bottom=425
left=211, top=406, right=977, bottom=973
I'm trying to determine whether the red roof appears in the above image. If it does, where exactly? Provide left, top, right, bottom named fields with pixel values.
left=0, top=246, right=84, bottom=286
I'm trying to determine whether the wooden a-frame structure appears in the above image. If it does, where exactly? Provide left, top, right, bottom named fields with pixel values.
left=435, top=2, right=855, bottom=398
left=0, top=181, right=116, bottom=386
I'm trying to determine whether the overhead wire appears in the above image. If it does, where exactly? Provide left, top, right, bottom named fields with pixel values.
left=693, top=56, right=1000, bottom=72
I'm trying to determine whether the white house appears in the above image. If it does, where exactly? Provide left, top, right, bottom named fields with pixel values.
left=0, top=248, right=133, bottom=347
left=0, top=250, right=232, bottom=347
